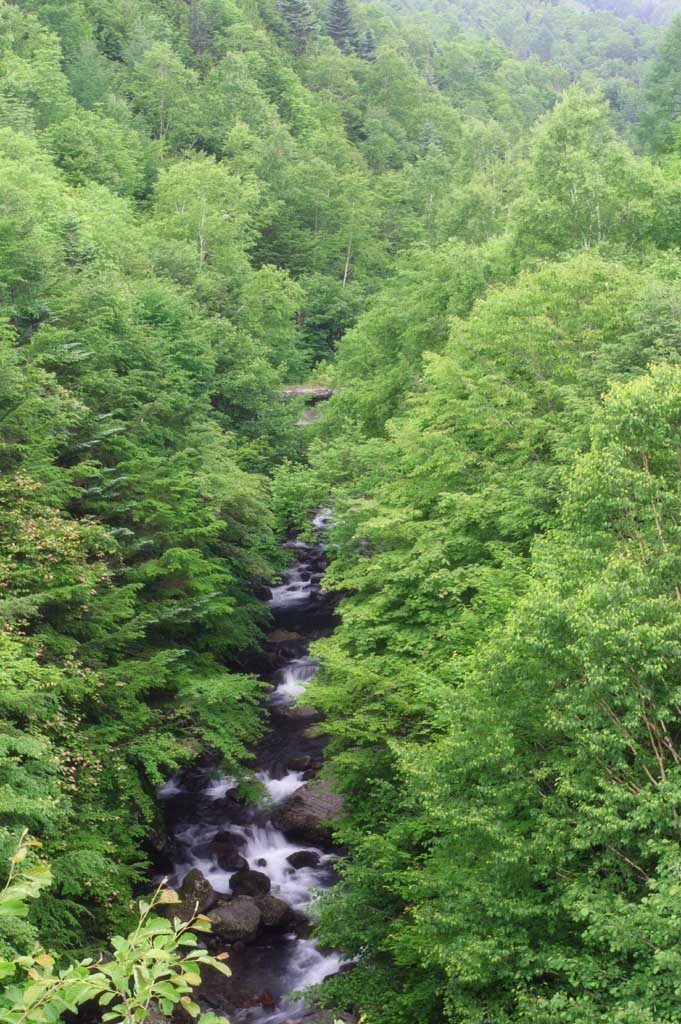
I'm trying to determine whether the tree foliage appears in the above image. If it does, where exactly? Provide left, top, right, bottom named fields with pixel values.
left=4, top=0, right=681, bottom=1019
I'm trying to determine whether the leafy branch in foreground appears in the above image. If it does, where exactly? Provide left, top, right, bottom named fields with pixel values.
left=0, top=833, right=229, bottom=1024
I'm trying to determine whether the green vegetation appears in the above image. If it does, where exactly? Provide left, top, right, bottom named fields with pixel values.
left=0, top=834, right=230, bottom=1023
left=4, top=0, right=681, bottom=1018
left=294, top=17, right=681, bottom=1024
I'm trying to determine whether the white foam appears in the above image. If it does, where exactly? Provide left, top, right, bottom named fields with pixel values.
left=286, top=938, right=343, bottom=993
left=234, top=939, right=344, bottom=1023
left=157, top=775, right=184, bottom=798
left=172, top=856, right=234, bottom=895
left=312, top=508, right=333, bottom=531
left=204, top=775, right=237, bottom=799
left=272, top=657, right=319, bottom=704
left=269, top=577, right=313, bottom=608
left=230, top=825, right=326, bottom=911
left=258, top=770, right=305, bottom=803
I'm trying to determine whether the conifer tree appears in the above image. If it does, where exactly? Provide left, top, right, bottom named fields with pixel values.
left=420, top=119, right=441, bottom=149
left=359, top=27, right=377, bottom=61
left=188, top=0, right=213, bottom=55
left=327, top=0, right=357, bottom=54
left=279, top=0, right=317, bottom=55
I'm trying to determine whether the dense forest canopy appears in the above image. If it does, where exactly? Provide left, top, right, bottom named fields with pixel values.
left=4, top=0, right=681, bottom=1019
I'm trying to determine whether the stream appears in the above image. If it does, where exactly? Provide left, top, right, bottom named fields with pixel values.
left=157, top=510, right=344, bottom=1023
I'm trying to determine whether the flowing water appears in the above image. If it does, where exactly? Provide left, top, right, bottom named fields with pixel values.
left=157, top=511, right=343, bottom=1022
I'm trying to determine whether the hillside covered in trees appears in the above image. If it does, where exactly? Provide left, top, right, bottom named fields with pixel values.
left=4, top=0, right=681, bottom=1019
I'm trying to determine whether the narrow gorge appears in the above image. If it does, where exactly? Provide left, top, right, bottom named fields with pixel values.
left=157, top=511, right=348, bottom=1023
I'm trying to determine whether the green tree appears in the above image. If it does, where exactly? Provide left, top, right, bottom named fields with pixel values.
left=398, top=362, right=681, bottom=1023
left=511, top=87, right=665, bottom=259
left=641, top=12, right=681, bottom=153
left=359, top=28, right=377, bottom=61
left=326, top=0, right=357, bottom=54
left=278, top=0, right=317, bottom=56
left=128, top=41, right=202, bottom=149
left=306, top=255, right=681, bottom=1022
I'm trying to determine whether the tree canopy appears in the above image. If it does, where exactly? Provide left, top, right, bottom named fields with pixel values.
left=5, top=0, right=681, bottom=1019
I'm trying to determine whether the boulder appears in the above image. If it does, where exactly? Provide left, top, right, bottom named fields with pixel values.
left=287, top=850, right=320, bottom=870
left=207, top=897, right=261, bottom=942
left=281, top=705, right=321, bottom=723
left=304, top=726, right=329, bottom=742
left=214, top=841, right=249, bottom=872
left=291, top=912, right=312, bottom=939
left=174, top=869, right=217, bottom=921
left=272, top=781, right=343, bottom=846
left=269, top=629, right=303, bottom=643
left=229, top=869, right=271, bottom=897
left=195, top=954, right=247, bottom=1013
left=252, top=582, right=273, bottom=601
left=287, top=755, right=311, bottom=772
left=191, top=838, right=248, bottom=872
left=255, top=894, right=293, bottom=928
left=209, top=795, right=251, bottom=826
left=214, top=829, right=246, bottom=847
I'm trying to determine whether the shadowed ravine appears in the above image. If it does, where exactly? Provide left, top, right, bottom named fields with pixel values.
left=157, top=511, right=346, bottom=1023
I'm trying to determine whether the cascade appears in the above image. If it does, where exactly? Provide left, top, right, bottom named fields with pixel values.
left=158, top=510, right=345, bottom=1022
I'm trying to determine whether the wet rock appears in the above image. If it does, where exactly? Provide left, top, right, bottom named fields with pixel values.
left=144, top=825, right=177, bottom=876
left=229, top=869, right=271, bottom=897
left=191, top=839, right=248, bottom=872
left=287, top=755, right=312, bottom=771
left=214, top=838, right=249, bottom=871
left=287, top=850, right=320, bottom=869
left=272, top=780, right=344, bottom=846
left=270, top=642, right=303, bottom=661
left=269, top=629, right=304, bottom=643
left=279, top=384, right=334, bottom=403
left=259, top=990, right=277, bottom=1009
left=207, top=897, right=261, bottom=942
left=195, top=955, right=247, bottom=1013
left=214, top=829, right=246, bottom=847
left=304, top=726, right=329, bottom=742
left=173, top=869, right=217, bottom=921
left=291, top=911, right=313, bottom=939
left=190, top=841, right=212, bottom=859
left=255, top=894, right=292, bottom=929
left=253, top=582, right=273, bottom=601
left=216, top=849, right=249, bottom=872
left=209, top=795, right=251, bottom=825
left=278, top=705, right=321, bottom=724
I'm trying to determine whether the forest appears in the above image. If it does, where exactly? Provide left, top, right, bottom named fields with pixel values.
left=3, top=0, right=681, bottom=1019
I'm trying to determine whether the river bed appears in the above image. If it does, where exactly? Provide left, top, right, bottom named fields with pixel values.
left=157, top=512, right=343, bottom=1022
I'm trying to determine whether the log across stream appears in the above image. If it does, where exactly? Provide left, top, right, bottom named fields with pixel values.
left=157, top=511, right=347, bottom=1023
